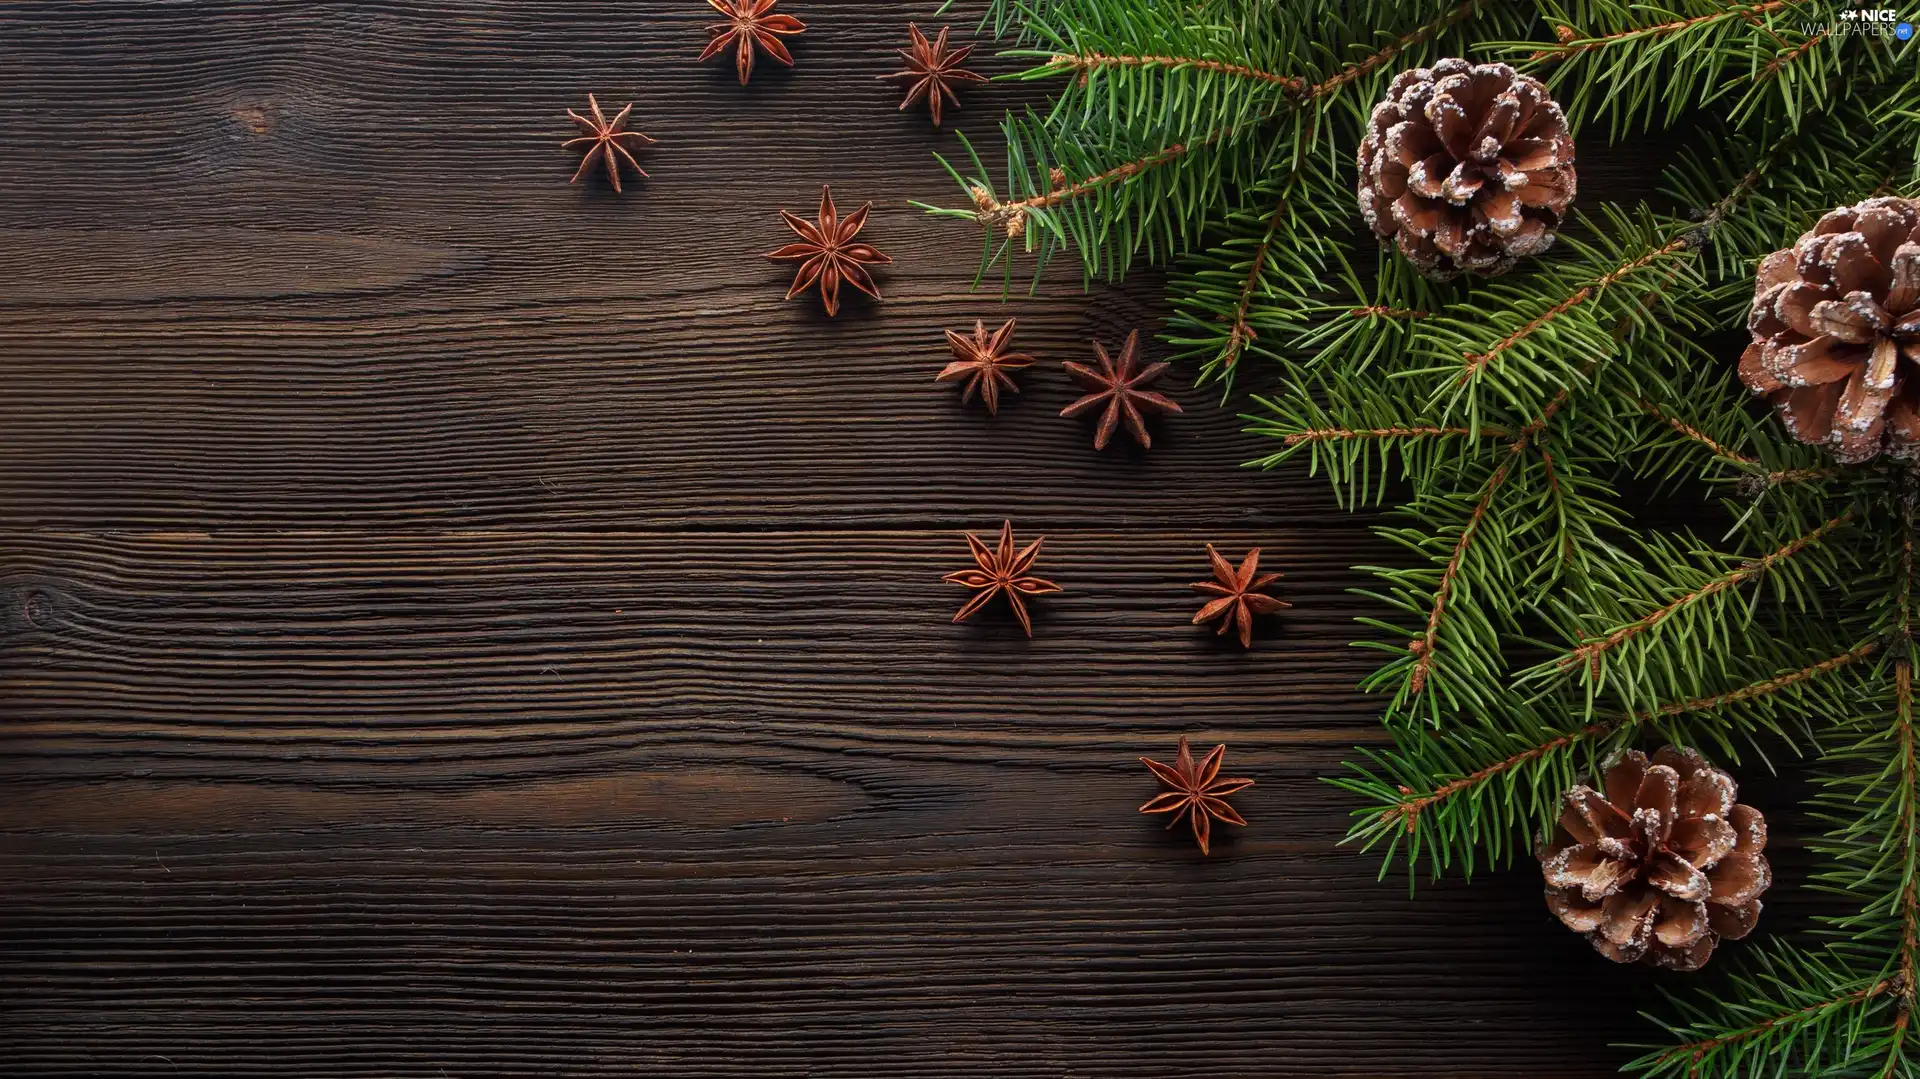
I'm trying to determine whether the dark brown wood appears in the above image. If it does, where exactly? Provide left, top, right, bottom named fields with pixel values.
left=0, top=2, right=1690, bottom=1074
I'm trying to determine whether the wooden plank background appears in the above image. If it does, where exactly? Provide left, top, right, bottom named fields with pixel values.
left=0, top=2, right=1798, bottom=1075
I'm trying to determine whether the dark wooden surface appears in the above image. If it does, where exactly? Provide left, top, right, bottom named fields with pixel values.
left=0, top=3, right=1748, bottom=1075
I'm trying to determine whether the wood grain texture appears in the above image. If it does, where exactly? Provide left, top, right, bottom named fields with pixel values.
left=1, top=2, right=1712, bottom=1076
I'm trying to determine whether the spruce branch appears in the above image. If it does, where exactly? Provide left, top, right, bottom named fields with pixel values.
left=1673, top=978, right=1896, bottom=1067
left=1890, top=659, right=1918, bottom=1073
left=1630, top=949, right=1900, bottom=1079
left=1632, top=383, right=1855, bottom=499
left=1572, top=510, right=1854, bottom=664
left=1636, top=396, right=1755, bottom=465
left=1885, top=497, right=1919, bottom=1071
left=1535, top=509, right=1856, bottom=709
left=1664, top=107, right=1891, bottom=303
left=1385, top=641, right=1877, bottom=835
left=1408, top=433, right=1535, bottom=696
left=1163, top=154, right=1344, bottom=384
left=1384, top=716, right=1616, bottom=833
left=1033, top=0, right=1488, bottom=101
left=1281, top=423, right=1502, bottom=446
left=964, top=3, right=1920, bottom=1069
left=1370, top=385, right=1589, bottom=718
left=959, top=135, right=1200, bottom=239
left=1349, top=304, right=1432, bottom=320
left=1040, top=51, right=1303, bottom=91
left=1213, top=191, right=1297, bottom=376
left=928, top=0, right=1511, bottom=286
left=1341, top=641, right=1876, bottom=881
left=1497, top=0, right=1834, bottom=135
left=1441, top=230, right=1693, bottom=422
left=1525, top=1, right=1789, bottom=63
left=1307, top=0, right=1490, bottom=100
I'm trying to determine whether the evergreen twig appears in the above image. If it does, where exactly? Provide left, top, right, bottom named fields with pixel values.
left=934, top=2, right=1918, bottom=1071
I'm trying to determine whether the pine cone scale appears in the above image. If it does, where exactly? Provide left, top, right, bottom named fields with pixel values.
left=1707, top=851, right=1769, bottom=905
left=1653, top=894, right=1707, bottom=948
left=1668, top=814, right=1736, bottom=867
left=1706, top=899, right=1761, bottom=941
left=1646, top=853, right=1707, bottom=902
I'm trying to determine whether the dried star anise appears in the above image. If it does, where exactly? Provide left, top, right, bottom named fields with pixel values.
left=943, top=520, right=1061, bottom=637
left=767, top=185, right=892, bottom=317
left=563, top=94, right=655, bottom=194
left=1191, top=544, right=1289, bottom=648
left=1060, top=329, right=1183, bottom=450
left=879, top=23, right=987, bottom=128
left=699, top=0, right=806, bottom=86
left=937, top=317, right=1034, bottom=414
left=1139, top=736, right=1253, bottom=856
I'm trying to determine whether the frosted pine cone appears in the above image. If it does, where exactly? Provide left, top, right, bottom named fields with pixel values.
left=1356, top=59, right=1576, bottom=280
left=1739, top=196, right=1920, bottom=463
left=1539, top=746, right=1769, bottom=971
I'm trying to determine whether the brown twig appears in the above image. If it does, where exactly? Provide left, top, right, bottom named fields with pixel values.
left=1219, top=184, right=1299, bottom=370
left=1527, top=1, right=1789, bottom=63
left=1409, top=449, right=1519, bottom=694
left=1764, top=465, right=1844, bottom=487
left=1349, top=304, right=1432, bottom=320
left=1641, top=387, right=1843, bottom=491
left=1556, top=510, right=1856, bottom=675
left=1758, top=27, right=1828, bottom=83
left=1044, top=51, right=1303, bottom=90
left=1387, top=641, right=1878, bottom=830
left=1044, top=0, right=1485, bottom=101
left=1308, top=0, right=1486, bottom=98
left=1637, top=397, right=1755, bottom=463
left=1458, top=240, right=1689, bottom=386
left=966, top=142, right=1195, bottom=237
left=1390, top=718, right=1616, bottom=831
left=1408, top=393, right=1571, bottom=692
left=1282, top=424, right=1501, bottom=447
left=1655, top=641, right=1878, bottom=716
left=1672, top=979, right=1896, bottom=1064
left=1701, top=162, right=1769, bottom=236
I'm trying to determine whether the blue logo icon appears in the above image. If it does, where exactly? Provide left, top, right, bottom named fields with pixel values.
left=1899, top=20, right=1915, bottom=39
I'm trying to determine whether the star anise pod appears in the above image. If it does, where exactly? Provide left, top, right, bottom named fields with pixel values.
left=699, top=0, right=806, bottom=86
left=936, top=318, right=1034, bottom=415
left=943, top=520, right=1061, bottom=637
left=878, top=23, right=987, bottom=128
left=1060, top=329, right=1183, bottom=450
left=563, top=94, right=655, bottom=194
left=1191, top=544, right=1290, bottom=648
left=1139, top=736, right=1253, bottom=856
left=767, top=185, right=892, bottom=317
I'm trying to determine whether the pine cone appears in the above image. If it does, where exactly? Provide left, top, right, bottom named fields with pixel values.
left=1539, top=746, right=1769, bottom=971
left=1739, top=196, right=1920, bottom=463
left=1356, top=59, right=1576, bottom=280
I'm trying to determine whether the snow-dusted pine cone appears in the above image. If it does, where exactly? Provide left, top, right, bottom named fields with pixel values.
left=1739, top=195, right=1920, bottom=463
left=1539, top=746, right=1770, bottom=971
left=1356, top=58, right=1576, bottom=280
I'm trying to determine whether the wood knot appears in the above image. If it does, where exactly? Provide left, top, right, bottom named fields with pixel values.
left=21, top=589, right=55, bottom=629
left=232, top=102, right=275, bottom=136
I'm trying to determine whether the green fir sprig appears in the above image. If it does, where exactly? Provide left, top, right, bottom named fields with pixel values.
left=928, top=1, right=1919, bottom=1073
